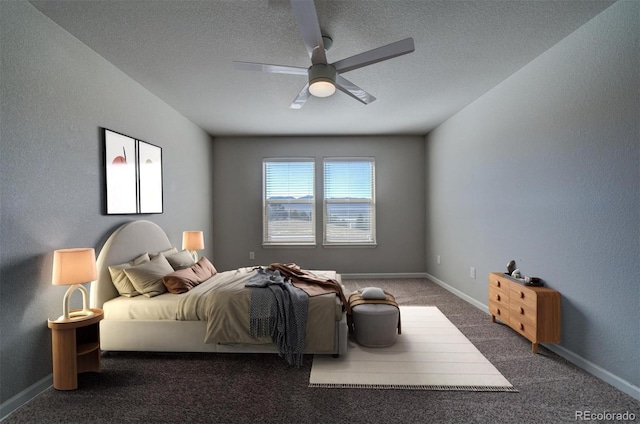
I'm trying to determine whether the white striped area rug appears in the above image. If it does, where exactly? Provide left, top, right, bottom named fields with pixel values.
left=310, top=306, right=516, bottom=391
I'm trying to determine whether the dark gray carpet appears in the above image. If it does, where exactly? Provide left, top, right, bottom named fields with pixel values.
left=5, top=278, right=639, bottom=423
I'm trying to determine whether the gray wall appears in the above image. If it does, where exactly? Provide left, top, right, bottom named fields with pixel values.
left=0, top=2, right=214, bottom=408
left=425, top=0, right=639, bottom=394
left=211, top=136, right=426, bottom=274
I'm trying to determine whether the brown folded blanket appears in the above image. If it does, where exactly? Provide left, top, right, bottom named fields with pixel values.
left=268, top=263, right=349, bottom=313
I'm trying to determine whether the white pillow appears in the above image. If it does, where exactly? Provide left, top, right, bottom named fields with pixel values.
left=124, top=254, right=174, bottom=297
left=150, top=247, right=178, bottom=258
left=164, top=250, right=195, bottom=270
left=361, top=287, right=387, bottom=300
left=108, top=253, right=150, bottom=297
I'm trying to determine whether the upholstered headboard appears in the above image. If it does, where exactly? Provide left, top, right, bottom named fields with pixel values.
left=90, top=220, right=173, bottom=308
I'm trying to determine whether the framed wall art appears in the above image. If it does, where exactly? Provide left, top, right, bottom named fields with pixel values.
left=105, top=129, right=138, bottom=214
left=137, top=140, right=163, bottom=214
left=104, top=128, right=163, bottom=215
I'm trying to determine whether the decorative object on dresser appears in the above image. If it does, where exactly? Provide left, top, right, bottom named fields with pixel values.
left=488, top=272, right=561, bottom=353
left=51, top=248, right=98, bottom=322
left=48, top=308, right=103, bottom=390
left=182, top=230, right=205, bottom=262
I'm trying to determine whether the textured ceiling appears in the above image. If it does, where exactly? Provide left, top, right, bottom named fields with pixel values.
left=30, top=0, right=614, bottom=136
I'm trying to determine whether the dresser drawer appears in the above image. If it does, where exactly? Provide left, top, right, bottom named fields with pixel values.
left=510, top=285, right=537, bottom=311
left=510, top=316, right=537, bottom=342
left=489, top=300, right=510, bottom=322
left=509, top=302, right=536, bottom=325
left=489, top=285, right=509, bottom=304
left=489, top=274, right=509, bottom=290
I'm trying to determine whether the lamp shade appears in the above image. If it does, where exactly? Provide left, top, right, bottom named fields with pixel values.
left=182, top=231, right=204, bottom=250
left=52, top=248, right=97, bottom=286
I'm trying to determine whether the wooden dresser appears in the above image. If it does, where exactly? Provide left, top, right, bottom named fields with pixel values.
left=488, top=272, right=561, bottom=353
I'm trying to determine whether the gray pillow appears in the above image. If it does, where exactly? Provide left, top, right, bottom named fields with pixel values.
left=150, top=247, right=178, bottom=258
left=124, top=254, right=174, bottom=297
left=361, top=287, right=387, bottom=300
left=164, top=250, right=195, bottom=270
left=108, top=253, right=150, bottom=297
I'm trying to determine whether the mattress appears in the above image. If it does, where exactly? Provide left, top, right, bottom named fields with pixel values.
left=103, top=268, right=343, bottom=321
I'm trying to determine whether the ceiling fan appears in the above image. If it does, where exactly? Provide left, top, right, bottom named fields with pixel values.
left=233, top=0, right=415, bottom=109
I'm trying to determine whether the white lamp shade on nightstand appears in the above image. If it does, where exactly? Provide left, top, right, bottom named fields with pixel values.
left=182, top=231, right=204, bottom=261
left=51, top=248, right=97, bottom=322
left=52, top=248, right=97, bottom=286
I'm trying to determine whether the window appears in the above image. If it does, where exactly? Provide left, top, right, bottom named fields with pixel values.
left=263, top=159, right=315, bottom=246
left=323, top=158, right=376, bottom=245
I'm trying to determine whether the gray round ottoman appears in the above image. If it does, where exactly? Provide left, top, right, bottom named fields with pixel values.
left=352, top=303, right=399, bottom=347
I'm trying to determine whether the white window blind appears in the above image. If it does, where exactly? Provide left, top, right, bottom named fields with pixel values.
left=263, top=159, right=315, bottom=245
left=323, top=158, right=376, bottom=245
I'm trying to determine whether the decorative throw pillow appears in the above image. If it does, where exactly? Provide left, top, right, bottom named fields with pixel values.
left=149, top=247, right=178, bottom=259
left=361, top=287, right=387, bottom=300
left=162, top=256, right=218, bottom=294
left=108, top=253, right=150, bottom=297
left=124, top=254, right=174, bottom=297
left=164, top=250, right=195, bottom=270
left=191, top=256, right=217, bottom=282
left=162, top=268, right=200, bottom=294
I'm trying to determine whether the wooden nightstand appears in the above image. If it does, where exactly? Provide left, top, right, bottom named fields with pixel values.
left=48, top=308, right=103, bottom=390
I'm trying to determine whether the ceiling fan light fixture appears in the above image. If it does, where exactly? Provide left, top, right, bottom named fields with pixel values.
left=308, top=63, right=337, bottom=98
left=309, top=79, right=335, bottom=97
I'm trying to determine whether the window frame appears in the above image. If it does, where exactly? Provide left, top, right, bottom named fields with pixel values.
left=262, top=158, right=316, bottom=247
left=322, top=157, right=376, bottom=247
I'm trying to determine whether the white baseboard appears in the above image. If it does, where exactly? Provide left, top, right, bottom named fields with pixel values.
left=545, top=344, right=640, bottom=401
left=0, top=374, right=52, bottom=421
left=341, top=272, right=429, bottom=280
left=425, top=272, right=488, bottom=313
left=425, top=272, right=640, bottom=402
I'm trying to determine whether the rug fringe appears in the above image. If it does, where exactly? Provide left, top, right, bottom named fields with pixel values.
left=308, top=383, right=518, bottom=392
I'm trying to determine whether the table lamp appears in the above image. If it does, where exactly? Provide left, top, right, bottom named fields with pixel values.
left=182, top=231, right=204, bottom=262
left=51, top=248, right=97, bottom=322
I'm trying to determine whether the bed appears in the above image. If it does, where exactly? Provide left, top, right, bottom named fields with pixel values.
left=89, top=220, right=349, bottom=357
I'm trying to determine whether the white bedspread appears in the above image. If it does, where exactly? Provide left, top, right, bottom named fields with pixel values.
left=103, top=291, right=180, bottom=320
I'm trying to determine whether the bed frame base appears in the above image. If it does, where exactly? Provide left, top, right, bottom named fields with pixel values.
left=100, top=314, right=348, bottom=355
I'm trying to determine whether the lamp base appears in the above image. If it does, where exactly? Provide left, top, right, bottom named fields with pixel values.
left=189, top=250, right=199, bottom=262
left=54, top=284, right=96, bottom=323
left=53, top=309, right=96, bottom=323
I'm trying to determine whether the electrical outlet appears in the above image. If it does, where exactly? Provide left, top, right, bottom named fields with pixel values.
left=249, top=251, right=255, bottom=260
left=470, top=267, right=476, bottom=279
left=436, top=255, right=441, bottom=265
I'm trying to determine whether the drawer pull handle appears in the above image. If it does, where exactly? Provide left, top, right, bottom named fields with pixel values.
left=520, top=291, right=525, bottom=299
left=497, top=309, right=501, bottom=315
left=496, top=294, right=501, bottom=301
left=520, top=307, right=524, bottom=315
left=496, top=281, right=501, bottom=288
left=520, top=323, right=525, bottom=331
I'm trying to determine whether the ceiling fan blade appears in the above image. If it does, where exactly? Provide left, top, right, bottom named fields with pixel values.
left=332, top=37, right=415, bottom=74
left=233, top=61, right=308, bottom=76
left=290, top=83, right=311, bottom=109
left=335, top=75, right=376, bottom=105
left=290, top=0, right=327, bottom=65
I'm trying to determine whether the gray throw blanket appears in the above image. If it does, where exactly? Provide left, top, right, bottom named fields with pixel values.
left=246, top=268, right=309, bottom=366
